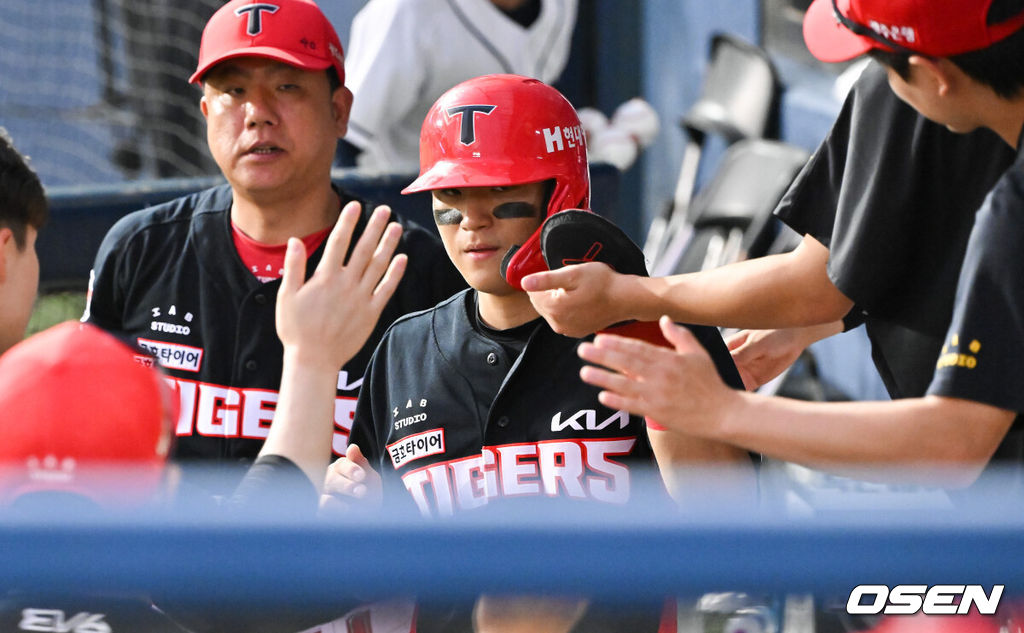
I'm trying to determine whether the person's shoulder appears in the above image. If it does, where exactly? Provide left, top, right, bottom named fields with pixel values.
left=984, top=153, right=1024, bottom=209
left=847, top=62, right=928, bottom=130
left=850, top=61, right=890, bottom=98
left=104, top=184, right=231, bottom=244
left=386, top=290, right=469, bottom=338
left=369, top=291, right=470, bottom=376
left=98, top=182, right=231, bottom=254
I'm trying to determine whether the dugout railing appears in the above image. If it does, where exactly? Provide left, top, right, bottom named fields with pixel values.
left=1, top=468, right=1021, bottom=632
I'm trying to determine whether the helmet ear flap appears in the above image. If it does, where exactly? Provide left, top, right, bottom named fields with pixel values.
left=500, top=228, right=547, bottom=291
left=499, top=245, right=521, bottom=283
left=502, top=177, right=593, bottom=291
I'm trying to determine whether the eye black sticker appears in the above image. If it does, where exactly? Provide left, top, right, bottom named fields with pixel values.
left=433, top=207, right=464, bottom=225
left=492, top=201, right=540, bottom=219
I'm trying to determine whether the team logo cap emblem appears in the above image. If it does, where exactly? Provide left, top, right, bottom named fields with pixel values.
left=190, top=0, right=346, bottom=85
left=235, top=3, right=279, bottom=35
left=446, top=105, right=496, bottom=145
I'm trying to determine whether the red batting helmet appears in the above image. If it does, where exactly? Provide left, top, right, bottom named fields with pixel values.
left=403, top=74, right=591, bottom=289
left=0, top=322, right=176, bottom=509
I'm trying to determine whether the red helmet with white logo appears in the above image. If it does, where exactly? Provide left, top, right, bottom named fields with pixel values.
left=403, top=74, right=590, bottom=288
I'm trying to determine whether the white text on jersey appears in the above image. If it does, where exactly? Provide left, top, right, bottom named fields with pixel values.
left=166, top=377, right=356, bottom=455
left=550, top=408, right=629, bottom=432
left=401, top=437, right=636, bottom=516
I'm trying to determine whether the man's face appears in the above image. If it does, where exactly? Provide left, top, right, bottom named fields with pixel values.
left=0, top=225, right=39, bottom=355
left=432, top=183, right=547, bottom=296
left=200, top=58, right=352, bottom=203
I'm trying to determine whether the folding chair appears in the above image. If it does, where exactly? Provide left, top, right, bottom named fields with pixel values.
left=655, top=138, right=809, bottom=277
left=644, top=33, right=780, bottom=269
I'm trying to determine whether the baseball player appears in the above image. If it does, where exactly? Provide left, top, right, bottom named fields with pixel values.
left=0, top=127, right=47, bottom=356
left=320, top=74, right=754, bottom=633
left=569, top=0, right=1024, bottom=494
left=1, top=201, right=406, bottom=633
left=84, top=0, right=464, bottom=495
left=340, top=0, right=578, bottom=172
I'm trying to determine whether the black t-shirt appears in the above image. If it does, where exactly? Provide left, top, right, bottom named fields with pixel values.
left=927, top=129, right=1024, bottom=474
left=775, top=62, right=1014, bottom=398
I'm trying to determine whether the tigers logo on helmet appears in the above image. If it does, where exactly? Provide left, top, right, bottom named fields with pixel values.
left=445, top=105, right=496, bottom=145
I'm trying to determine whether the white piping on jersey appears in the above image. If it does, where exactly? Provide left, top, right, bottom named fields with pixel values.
left=444, top=0, right=567, bottom=79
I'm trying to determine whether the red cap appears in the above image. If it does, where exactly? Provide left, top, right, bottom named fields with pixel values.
left=190, top=0, right=345, bottom=84
left=0, top=322, right=176, bottom=508
left=804, top=0, right=1024, bottom=62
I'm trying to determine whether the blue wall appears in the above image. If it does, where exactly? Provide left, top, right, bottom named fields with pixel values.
left=639, top=0, right=761, bottom=236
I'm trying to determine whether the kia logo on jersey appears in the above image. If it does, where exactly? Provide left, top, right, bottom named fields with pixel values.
left=234, top=3, right=279, bottom=35
left=445, top=105, right=496, bottom=145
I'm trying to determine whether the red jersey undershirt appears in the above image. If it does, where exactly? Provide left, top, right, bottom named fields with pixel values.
left=231, top=222, right=332, bottom=283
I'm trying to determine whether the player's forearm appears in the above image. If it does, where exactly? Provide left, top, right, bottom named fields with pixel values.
left=796, top=320, right=846, bottom=345
left=626, top=236, right=852, bottom=329
left=260, top=350, right=339, bottom=492
left=647, top=428, right=758, bottom=508
left=630, top=256, right=839, bottom=327
left=716, top=393, right=1014, bottom=487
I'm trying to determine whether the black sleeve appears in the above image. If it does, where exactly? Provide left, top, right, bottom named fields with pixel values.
left=927, top=166, right=1024, bottom=414
left=842, top=305, right=867, bottom=332
left=349, top=330, right=426, bottom=511
left=225, top=454, right=319, bottom=517
left=774, top=62, right=906, bottom=249
left=156, top=457, right=333, bottom=633
left=349, top=336, right=389, bottom=469
left=775, top=62, right=1013, bottom=327
left=684, top=323, right=745, bottom=390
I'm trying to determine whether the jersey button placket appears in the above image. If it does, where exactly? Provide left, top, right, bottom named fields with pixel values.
left=245, top=359, right=258, bottom=371
left=496, top=416, right=510, bottom=428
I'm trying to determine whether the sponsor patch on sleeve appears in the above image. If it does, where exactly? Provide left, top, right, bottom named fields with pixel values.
left=387, top=428, right=445, bottom=469
left=137, top=338, right=203, bottom=372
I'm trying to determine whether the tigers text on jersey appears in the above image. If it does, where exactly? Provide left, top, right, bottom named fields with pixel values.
left=350, top=290, right=745, bottom=517
left=84, top=184, right=462, bottom=489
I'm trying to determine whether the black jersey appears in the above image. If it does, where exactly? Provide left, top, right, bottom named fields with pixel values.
left=348, top=290, right=742, bottom=632
left=349, top=289, right=745, bottom=517
left=775, top=62, right=1014, bottom=399
left=85, top=184, right=463, bottom=491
